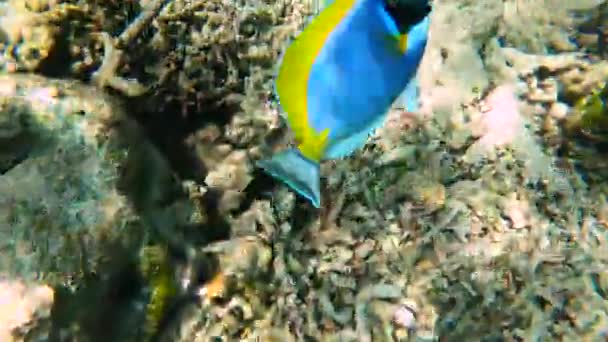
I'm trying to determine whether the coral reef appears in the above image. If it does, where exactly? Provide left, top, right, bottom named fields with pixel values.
left=1, top=0, right=608, bottom=340
left=174, top=0, right=607, bottom=339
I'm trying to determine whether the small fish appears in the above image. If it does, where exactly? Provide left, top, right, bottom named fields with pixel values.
left=257, top=0, right=431, bottom=208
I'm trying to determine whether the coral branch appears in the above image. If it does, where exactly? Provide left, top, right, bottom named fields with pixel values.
left=92, top=0, right=172, bottom=97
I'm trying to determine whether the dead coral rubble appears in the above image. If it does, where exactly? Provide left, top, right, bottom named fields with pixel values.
left=156, top=0, right=608, bottom=340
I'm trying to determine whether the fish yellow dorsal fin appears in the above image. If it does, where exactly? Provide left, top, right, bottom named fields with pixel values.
left=275, top=0, right=356, bottom=161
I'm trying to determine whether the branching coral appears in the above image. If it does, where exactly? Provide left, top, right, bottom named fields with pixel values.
left=91, top=0, right=172, bottom=96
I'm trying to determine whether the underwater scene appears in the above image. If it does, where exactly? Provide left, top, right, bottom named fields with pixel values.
left=1, top=0, right=608, bottom=340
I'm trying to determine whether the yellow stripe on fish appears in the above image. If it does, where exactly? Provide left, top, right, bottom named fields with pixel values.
left=276, top=0, right=356, bottom=162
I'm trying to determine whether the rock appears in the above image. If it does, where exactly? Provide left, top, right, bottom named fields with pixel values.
left=0, top=279, right=54, bottom=341
left=548, top=101, right=570, bottom=120
left=0, top=73, right=185, bottom=339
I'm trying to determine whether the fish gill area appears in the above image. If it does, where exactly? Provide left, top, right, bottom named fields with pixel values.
left=0, top=0, right=607, bottom=341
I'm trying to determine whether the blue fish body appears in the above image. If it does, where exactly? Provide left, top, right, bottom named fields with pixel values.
left=257, top=0, right=431, bottom=207
left=309, top=6, right=429, bottom=158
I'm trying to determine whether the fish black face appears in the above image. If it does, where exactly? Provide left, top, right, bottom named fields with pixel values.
left=384, top=0, right=432, bottom=34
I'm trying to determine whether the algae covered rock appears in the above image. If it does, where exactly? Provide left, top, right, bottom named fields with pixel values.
left=0, top=76, right=164, bottom=284
left=0, top=74, right=192, bottom=340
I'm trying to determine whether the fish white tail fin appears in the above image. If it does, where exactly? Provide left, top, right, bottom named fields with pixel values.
left=256, top=148, right=321, bottom=208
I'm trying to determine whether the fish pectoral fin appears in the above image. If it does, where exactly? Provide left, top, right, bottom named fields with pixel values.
left=256, top=148, right=322, bottom=208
